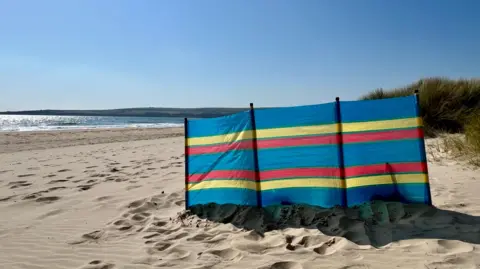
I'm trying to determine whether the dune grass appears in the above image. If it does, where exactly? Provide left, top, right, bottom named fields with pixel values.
left=361, top=77, right=480, bottom=165
left=360, top=77, right=480, bottom=137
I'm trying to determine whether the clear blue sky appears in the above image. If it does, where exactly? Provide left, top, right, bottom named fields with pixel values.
left=1, top=0, right=479, bottom=111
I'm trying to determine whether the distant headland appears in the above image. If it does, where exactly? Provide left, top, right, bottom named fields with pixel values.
left=0, top=107, right=248, bottom=118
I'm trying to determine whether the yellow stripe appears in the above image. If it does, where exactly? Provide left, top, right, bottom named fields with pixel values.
left=260, top=178, right=343, bottom=190
left=188, top=180, right=258, bottom=191
left=346, top=173, right=428, bottom=188
left=416, top=116, right=424, bottom=130
left=187, top=124, right=338, bottom=146
left=187, top=178, right=342, bottom=191
left=187, top=174, right=428, bottom=191
left=342, top=117, right=421, bottom=133
left=187, top=117, right=421, bottom=146
left=256, top=124, right=338, bottom=139
left=187, top=129, right=254, bottom=146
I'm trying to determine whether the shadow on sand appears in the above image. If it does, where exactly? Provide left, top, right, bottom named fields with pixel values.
left=186, top=201, right=480, bottom=248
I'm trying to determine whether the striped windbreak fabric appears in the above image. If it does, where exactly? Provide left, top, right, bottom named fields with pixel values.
left=185, top=95, right=431, bottom=208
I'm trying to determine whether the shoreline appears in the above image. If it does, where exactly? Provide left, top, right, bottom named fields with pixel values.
left=0, top=124, right=183, bottom=133
left=0, top=127, right=184, bottom=154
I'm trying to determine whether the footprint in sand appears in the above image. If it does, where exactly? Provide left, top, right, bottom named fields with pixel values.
left=126, top=185, right=142, bottom=190
left=206, top=248, right=241, bottom=261
left=426, top=240, right=474, bottom=255
left=8, top=181, right=32, bottom=189
left=36, top=196, right=61, bottom=203
left=0, top=195, right=16, bottom=202
left=165, top=231, right=189, bottom=241
left=17, top=174, right=36, bottom=178
left=48, top=186, right=66, bottom=191
left=161, top=247, right=191, bottom=261
left=338, top=265, right=372, bottom=269
left=37, top=209, right=64, bottom=219
left=313, top=239, right=337, bottom=255
left=424, top=256, right=476, bottom=269
left=69, top=230, right=104, bottom=245
left=48, top=179, right=69, bottom=184
left=292, top=235, right=332, bottom=248
left=79, top=260, right=115, bottom=269
left=78, top=184, right=96, bottom=191
left=143, top=233, right=162, bottom=240
left=23, top=190, right=50, bottom=200
left=258, top=261, right=303, bottom=269
left=114, top=177, right=128, bottom=182
left=91, top=173, right=110, bottom=178
left=151, top=242, right=173, bottom=252
left=95, top=196, right=111, bottom=202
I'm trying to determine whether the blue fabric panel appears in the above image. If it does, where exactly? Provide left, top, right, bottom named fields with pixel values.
left=347, top=184, right=431, bottom=206
left=255, top=102, right=337, bottom=129
left=188, top=149, right=255, bottom=175
left=340, top=95, right=418, bottom=123
left=343, top=139, right=426, bottom=167
left=257, top=145, right=341, bottom=170
left=187, top=189, right=258, bottom=207
left=188, top=110, right=252, bottom=138
left=187, top=111, right=257, bottom=207
left=185, top=95, right=432, bottom=209
left=261, top=188, right=344, bottom=208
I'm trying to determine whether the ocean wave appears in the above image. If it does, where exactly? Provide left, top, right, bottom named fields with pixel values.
left=55, top=122, right=81, bottom=126
left=0, top=123, right=183, bottom=132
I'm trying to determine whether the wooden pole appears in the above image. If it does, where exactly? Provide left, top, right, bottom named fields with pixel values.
left=335, top=97, right=347, bottom=207
left=184, top=118, right=189, bottom=210
left=414, top=90, right=433, bottom=206
left=249, top=103, right=262, bottom=208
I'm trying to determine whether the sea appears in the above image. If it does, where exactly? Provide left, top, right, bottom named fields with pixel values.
left=0, top=115, right=184, bottom=132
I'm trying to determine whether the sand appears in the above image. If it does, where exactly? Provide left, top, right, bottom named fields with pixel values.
left=0, top=128, right=480, bottom=269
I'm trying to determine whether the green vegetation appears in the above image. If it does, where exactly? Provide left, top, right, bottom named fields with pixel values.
left=361, top=77, right=480, bottom=165
left=360, top=77, right=480, bottom=137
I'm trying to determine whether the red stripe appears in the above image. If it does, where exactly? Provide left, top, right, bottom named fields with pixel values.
left=342, top=128, right=421, bottom=143
left=188, top=162, right=427, bottom=183
left=257, top=134, right=339, bottom=148
left=188, top=170, right=256, bottom=183
left=345, top=162, right=427, bottom=178
left=417, top=127, right=425, bottom=139
left=188, top=134, right=339, bottom=155
left=188, top=128, right=423, bottom=155
left=188, top=140, right=254, bottom=155
left=260, top=167, right=341, bottom=180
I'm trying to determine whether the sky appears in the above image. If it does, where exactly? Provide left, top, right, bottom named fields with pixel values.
left=1, top=0, right=480, bottom=111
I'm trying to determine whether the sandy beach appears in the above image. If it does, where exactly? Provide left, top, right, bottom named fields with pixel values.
left=1, top=128, right=480, bottom=269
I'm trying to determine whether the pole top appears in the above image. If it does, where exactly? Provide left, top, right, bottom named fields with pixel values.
left=335, top=97, right=340, bottom=102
